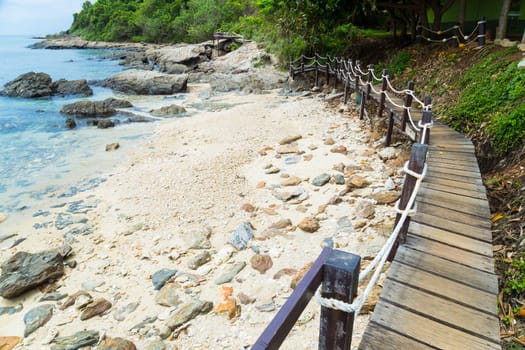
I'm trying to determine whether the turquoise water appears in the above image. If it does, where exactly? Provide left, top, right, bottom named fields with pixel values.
left=0, top=36, right=148, bottom=214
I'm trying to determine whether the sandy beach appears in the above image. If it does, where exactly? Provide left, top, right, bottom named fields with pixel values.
left=0, top=45, right=408, bottom=349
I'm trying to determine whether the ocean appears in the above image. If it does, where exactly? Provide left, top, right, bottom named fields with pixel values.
left=0, top=35, right=150, bottom=217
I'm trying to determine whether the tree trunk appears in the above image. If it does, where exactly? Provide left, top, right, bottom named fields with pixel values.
left=496, top=0, right=512, bottom=40
left=521, top=29, right=525, bottom=43
left=459, top=0, right=466, bottom=31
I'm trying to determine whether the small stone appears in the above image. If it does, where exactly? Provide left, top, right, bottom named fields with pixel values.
left=164, top=300, right=207, bottom=336
left=40, top=292, right=68, bottom=302
left=378, top=147, right=398, bottom=160
left=24, top=304, right=54, bottom=336
left=98, top=337, right=137, bottom=350
left=276, top=145, right=300, bottom=154
left=330, top=145, right=347, bottom=154
left=284, top=156, right=301, bottom=165
left=347, top=175, right=369, bottom=189
left=0, top=336, right=22, bottom=349
left=186, top=227, right=212, bottom=249
left=273, top=268, right=298, bottom=280
left=59, top=290, right=92, bottom=310
left=146, top=341, right=168, bottom=350
left=151, top=268, right=178, bottom=290
left=0, top=213, right=8, bottom=223
left=81, top=280, right=105, bottom=291
left=256, top=181, right=266, bottom=189
left=105, top=143, right=120, bottom=151
left=280, top=176, right=302, bottom=186
left=0, top=304, right=23, bottom=316
left=255, top=301, right=275, bottom=312
left=237, top=292, right=256, bottom=304
left=324, top=138, right=335, bottom=145
left=241, top=203, right=255, bottom=213
left=228, top=223, right=254, bottom=250
left=372, top=191, right=400, bottom=204
left=187, top=251, right=211, bottom=270
left=291, top=262, right=313, bottom=289
left=297, top=216, right=320, bottom=233
left=80, top=298, right=112, bottom=320
left=355, top=199, right=375, bottom=219
left=214, top=262, right=247, bottom=285
left=250, top=254, right=273, bottom=274
left=156, top=283, right=182, bottom=307
left=303, top=154, right=313, bottom=161
left=213, top=286, right=240, bottom=319
left=332, top=174, right=345, bottom=185
left=51, top=330, right=99, bottom=350
left=279, top=135, right=302, bottom=145
left=264, top=167, right=280, bottom=174
left=113, top=302, right=139, bottom=321
left=269, top=218, right=292, bottom=229
left=312, top=173, right=331, bottom=187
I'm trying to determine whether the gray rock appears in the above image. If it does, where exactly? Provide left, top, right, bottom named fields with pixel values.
left=51, top=330, right=99, bottom=350
left=155, top=283, right=182, bottom=307
left=332, top=174, right=346, bottom=185
left=161, top=300, right=208, bottom=338
left=55, top=213, right=88, bottom=230
left=0, top=72, right=53, bottom=97
left=24, top=304, right=54, bottom=336
left=151, top=268, right=177, bottom=290
left=228, top=222, right=253, bottom=250
left=0, top=304, right=23, bottom=316
left=97, top=119, right=116, bottom=129
left=150, top=104, right=187, bottom=117
left=80, top=298, right=112, bottom=320
left=0, top=249, right=65, bottom=298
left=52, top=79, right=93, bottom=97
left=312, top=173, right=331, bottom=186
left=60, top=100, right=115, bottom=117
left=147, top=341, right=168, bottom=350
left=151, top=44, right=209, bottom=72
left=113, top=302, right=139, bottom=321
left=187, top=251, right=211, bottom=270
left=214, top=261, right=246, bottom=284
left=104, top=69, right=188, bottom=95
left=81, top=280, right=105, bottom=291
left=40, top=292, right=68, bottom=301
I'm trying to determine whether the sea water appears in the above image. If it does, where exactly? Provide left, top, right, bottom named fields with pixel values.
left=0, top=35, right=150, bottom=216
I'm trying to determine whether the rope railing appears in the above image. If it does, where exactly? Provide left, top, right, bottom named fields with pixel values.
left=416, top=17, right=486, bottom=47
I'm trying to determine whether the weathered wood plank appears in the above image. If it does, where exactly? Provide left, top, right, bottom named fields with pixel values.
left=387, top=261, right=498, bottom=315
left=408, top=221, right=493, bottom=256
left=412, top=212, right=493, bottom=242
left=416, top=189, right=491, bottom=218
left=416, top=200, right=492, bottom=228
left=420, top=182, right=487, bottom=200
left=427, top=169, right=485, bottom=184
left=423, top=175, right=487, bottom=192
left=358, top=322, right=434, bottom=349
left=405, top=234, right=495, bottom=273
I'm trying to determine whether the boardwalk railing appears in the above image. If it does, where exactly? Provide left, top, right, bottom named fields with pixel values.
left=416, top=17, right=486, bottom=46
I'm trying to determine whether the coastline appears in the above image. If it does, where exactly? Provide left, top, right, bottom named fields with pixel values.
left=0, top=39, right=406, bottom=349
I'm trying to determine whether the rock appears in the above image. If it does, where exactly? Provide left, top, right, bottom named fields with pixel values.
left=106, top=142, right=120, bottom=151
left=156, top=283, right=182, bottom=307
left=150, top=44, right=209, bottom=72
left=186, top=227, right=212, bottom=249
left=312, top=173, right=331, bottom=187
left=80, top=298, right=112, bottom=320
left=237, top=292, right=256, bottom=304
left=104, top=69, right=188, bottom=95
left=378, top=147, right=398, bottom=160
left=284, top=156, right=301, bottom=165
left=150, top=104, right=187, bottom=117
left=372, top=190, right=400, bottom=204
left=276, top=145, right=300, bottom=154
left=187, top=251, right=211, bottom=270
left=250, top=254, right=273, bottom=274
left=152, top=268, right=178, bottom=290
left=228, top=222, right=254, bottom=250
left=330, top=145, right=348, bottom=154
left=291, top=262, right=313, bottom=289
left=97, top=119, right=116, bottom=129
left=213, top=286, right=240, bottom=319
left=280, top=176, right=302, bottom=186
left=81, top=280, right=105, bottom=291
left=0, top=304, right=23, bottom=316
left=51, top=330, right=99, bottom=350
left=241, top=203, right=255, bottom=213
left=52, top=79, right=93, bottom=97
left=60, top=99, right=117, bottom=117
left=65, top=118, right=76, bottom=129
left=97, top=337, right=137, bottom=350
left=0, top=336, right=22, bottom=350
left=59, top=290, right=92, bottom=310
left=273, top=268, right=298, bottom=280
left=24, top=304, right=54, bottom=336
left=269, top=218, right=292, bottom=229
left=279, top=135, right=302, bottom=145
left=297, top=216, right=320, bottom=233
left=255, top=301, right=275, bottom=312
left=355, top=199, right=375, bottom=219
left=214, top=261, right=246, bottom=284
left=332, top=174, right=345, bottom=185
left=324, top=138, right=335, bottom=145
left=147, top=341, right=168, bottom=350
left=0, top=72, right=53, bottom=97
left=162, top=300, right=208, bottom=338
left=346, top=175, right=369, bottom=189
left=0, top=248, right=65, bottom=298
left=113, top=302, right=139, bottom=321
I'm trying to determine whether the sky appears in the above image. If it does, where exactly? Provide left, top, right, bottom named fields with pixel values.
left=0, top=0, right=87, bottom=35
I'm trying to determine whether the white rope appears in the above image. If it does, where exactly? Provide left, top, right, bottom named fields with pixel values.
left=356, top=64, right=368, bottom=76
left=370, top=69, right=383, bottom=82
left=368, top=82, right=382, bottom=95
left=316, top=161, right=427, bottom=315
left=383, top=90, right=407, bottom=110
left=385, top=76, right=411, bottom=95
left=418, top=119, right=434, bottom=143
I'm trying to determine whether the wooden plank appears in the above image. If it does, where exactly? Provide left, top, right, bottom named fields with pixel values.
left=416, top=200, right=492, bottom=228
left=387, top=262, right=498, bottom=315
left=417, top=185, right=488, bottom=208
left=405, top=234, right=495, bottom=273
left=408, top=221, right=493, bottom=256
left=428, top=151, right=480, bottom=163
left=412, top=212, right=493, bottom=242
left=423, top=175, right=487, bottom=192
left=358, top=322, right=434, bottom=350
left=378, top=280, right=501, bottom=342
left=425, top=171, right=485, bottom=186
left=420, top=182, right=487, bottom=200
left=416, top=189, right=491, bottom=218
left=368, top=301, right=500, bottom=349
left=427, top=160, right=481, bottom=173
left=395, top=246, right=498, bottom=294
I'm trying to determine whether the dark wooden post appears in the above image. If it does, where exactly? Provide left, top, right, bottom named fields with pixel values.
left=325, top=59, right=330, bottom=86
left=289, top=57, right=294, bottom=80
left=366, top=64, right=373, bottom=99
left=401, top=81, right=415, bottom=132
left=419, top=96, right=432, bottom=145
left=416, top=25, right=423, bottom=44
left=315, top=57, right=319, bottom=88
left=301, top=55, right=305, bottom=74
left=359, top=92, right=366, bottom=120
left=385, top=111, right=395, bottom=147
left=377, top=69, right=389, bottom=118
left=387, top=143, right=428, bottom=261
left=319, top=250, right=361, bottom=350
left=333, top=59, right=338, bottom=90
left=343, top=80, right=349, bottom=105
left=478, top=17, right=486, bottom=46
left=455, top=24, right=461, bottom=47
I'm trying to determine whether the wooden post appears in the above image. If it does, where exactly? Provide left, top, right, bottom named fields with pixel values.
left=289, top=57, right=294, bottom=80
left=333, top=59, right=338, bottom=90
left=401, top=81, right=415, bottom=132
left=315, top=58, right=319, bottom=88
left=377, top=69, right=389, bottom=118
left=387, top=143, right=428, bottom=261
left=359, top=92, right=366, bottom=120
left=319, top=250, right=361, bottom=350
left=416, top=25, right=423, bottom=44
left=366, top=64, right=373, bottom=99
left=419, top=96, right=432, bottom=145
left=301, top=55, right=305, bottom=74
left=455, top=25, right=461, bottom=47
left=478, top=17, right=486, bottom=46
left=385, top=111, right=394, bottom=147
left=343, top=80, right=349, bottom=105
left=326, top=59, right=330, bottom=86
left=252, top=248, right=333, bottom=350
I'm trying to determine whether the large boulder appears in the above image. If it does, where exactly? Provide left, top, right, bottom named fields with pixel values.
left=60, top=98, right=132, bottom=117
left=0, top=247, right=70, bottom=298
left=104, top=69, right=188, bottom=95
left=52, top=79, right=93, bottom=97
left=0, top=72, right=53, bottom=98
left=147, top=43, right=210, bottom=73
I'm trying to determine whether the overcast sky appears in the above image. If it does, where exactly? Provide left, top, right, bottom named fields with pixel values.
left=0, top=0, right=86, bottom=35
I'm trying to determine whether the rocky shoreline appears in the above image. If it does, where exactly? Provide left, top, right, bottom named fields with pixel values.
left=0, top=36, right=407, bottom=349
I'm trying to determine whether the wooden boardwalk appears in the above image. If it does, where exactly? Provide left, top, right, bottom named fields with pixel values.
left=358, top=122, right=501, bottom=349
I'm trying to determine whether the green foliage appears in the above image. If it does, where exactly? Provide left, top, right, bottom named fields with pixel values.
left=503, top=255, right=525, bottom=297
left=388, top=52, right=411, bottom=76
left=439, top=47, right=525, bottom=155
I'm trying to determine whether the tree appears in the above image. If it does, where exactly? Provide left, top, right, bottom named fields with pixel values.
left=496, top=0, right=512, bottom=40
